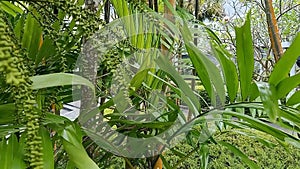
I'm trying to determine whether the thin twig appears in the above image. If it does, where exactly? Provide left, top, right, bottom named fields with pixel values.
left=276, top=4, right=300, bottom=21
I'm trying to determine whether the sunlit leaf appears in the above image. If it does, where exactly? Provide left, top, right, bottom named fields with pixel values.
left=269, top=33, right=300, bottom=85
left=286, top=91, right=300, bottom=106
left=235, top=12, right=254, bottom=101
left=218, top=110, right=294, bottom=141
left=212, top=42, right=238, bottom=102
left=256, top=82, right=279, bottom=122
left=276, top=73, right=300, bottom=99
left=0, top=2, right=23, bottom=17
left=59, top=124, right=99, bottom=169
left=181, top=21, right=225, bottom=107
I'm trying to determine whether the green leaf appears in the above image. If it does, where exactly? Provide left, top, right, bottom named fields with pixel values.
left=0, top=2, right=23, bottom=17
left=269, top=33, right=300, bottom=85
left=212, top=42, right=238, bottom=102
left=218, top=141, right=260, bottom=169
left=169, top=148, right=186, bottom=158
left=180, top=21, right=225, bottom=107
left=22, top=12, right=42, bottom=60
left=30, top=73, right=95, bottom=95
left=43, top=112, right=71, bottom=125
left=0, top=136, right=13, bottom=169
left=0, top=125, right=22, bottom=138
left=0, top=103, right=15, bottom=124
left=285, top=137, right=300, bottom=149
left=160, top=155, right=172, bottom=169
left=136, top=15, right=144, bottom=49
left=278, top=108, right=300, bottom=129
left=199, top=144, right=209, bottom=169
left=204, top=25, right=222, bottom=45
left=40, top=127, right=54, bottom=169
left=0, top=134, right=26, bottom=169
left=35, top=36, right=56, bottom=65
left=235, top=12, right=254, bottom=101
left=156, top=55, right=201, bottom=115
left=219, top=110, right=294, bottom=141
left=14, top=14, right=25, bottom=40
left=186, top=44, right=225, bottom=106
left=59, top=124, right=99, bottom=169
left=286, top=91, right=300, bottom=106
left=12, top=134, right=26, bottom=169
left=256, top=82, right=279, bottom=122
left=276, top=73, right=300, bottom=99
left=249, top=82, right=259, bottom=101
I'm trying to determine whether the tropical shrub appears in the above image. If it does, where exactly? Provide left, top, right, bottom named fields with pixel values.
left=164, top=129, right=300, bottom=169
left=0, top=0, right=299, bottom=169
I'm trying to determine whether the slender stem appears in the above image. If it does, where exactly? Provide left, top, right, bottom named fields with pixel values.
left=124, top=158, right=135, bottom=169
left=276, top=4, right=300, bottom=21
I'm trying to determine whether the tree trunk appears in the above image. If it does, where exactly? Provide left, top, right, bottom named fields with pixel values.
left=195, top=0, right=199, bottom=19
left=264, top=0, right=283, bottom=62
left=104, top=0, right=110, bottom=23
left=161, top=0, right=176, bottom=56
left=80, top=0, right=98, bottom=125
left=154, top=0, right=158, bottom=12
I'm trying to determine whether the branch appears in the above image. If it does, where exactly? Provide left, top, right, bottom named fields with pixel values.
left=264, top=0, right=283, bottom=62
left=276, top=4, right=300, bottom=21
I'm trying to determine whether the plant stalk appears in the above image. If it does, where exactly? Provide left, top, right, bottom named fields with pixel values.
left=264, top=0, right=283, bottom=62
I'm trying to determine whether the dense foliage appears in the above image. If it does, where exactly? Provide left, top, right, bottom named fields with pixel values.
left=164, top=129, right=300, bottom=168
left=0, top=0, right=299, bottom=169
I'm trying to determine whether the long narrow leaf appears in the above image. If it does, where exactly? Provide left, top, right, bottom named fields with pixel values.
left=276, top=73, right=300, bottom=99
left=218, top=141, right=260, bottom=169
left=256, top=82, right=279, bottom=122
left=12, top=134, right=26, bottom=169
left=286, top=91, right=300, bottom=106
left=180, top=21, right=225, bottom=106
left=156, top=55, right=201, bottom=115
left=235, top=12, right=254, bottom=101
left=269, top=33, right=300, bottom=85
left=22, top=12, right=42, bottom=60
left=59, top=124, right=99, bottom=169
left=0, top=2, right=23, bottom=17
left=212, top=42, right=238, bottom=102
left=218, top=110, right=295, bottom=141
left=30, top=73, right=95, bottom=94
left=0, top=136, right=13, bottom=169
left=40, top=127, right=54, bottom=169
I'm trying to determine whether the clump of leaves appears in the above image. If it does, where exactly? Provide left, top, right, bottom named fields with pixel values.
left=164, top=129, right=300, bottom=169
left=209, top=129, right=300, bottom=169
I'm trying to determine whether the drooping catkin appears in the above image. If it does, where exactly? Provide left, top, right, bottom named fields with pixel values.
left=0, top=10, right=43, bottom=169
